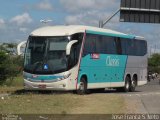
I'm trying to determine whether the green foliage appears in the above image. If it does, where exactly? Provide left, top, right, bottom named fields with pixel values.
left=0, top=51, right=8, bottom=84
left=0, top=43, right=17, bottom=54
left=0, top=51, right=23, bottom=85
left=0, top=51, right=7, bottom=62
left=148, top=53, right=160, bottom=73
left=0, top=42, right=24, bottom=85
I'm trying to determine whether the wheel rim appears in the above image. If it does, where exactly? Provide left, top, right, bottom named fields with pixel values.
left=126, top=81, right=129, bottom=90
left=132, top=80, right=136, bottom=88
left=79, top=82, right=84, bottom=91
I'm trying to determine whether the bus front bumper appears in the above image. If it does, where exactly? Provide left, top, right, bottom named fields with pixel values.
left=24, top=79, right=68, bottom=91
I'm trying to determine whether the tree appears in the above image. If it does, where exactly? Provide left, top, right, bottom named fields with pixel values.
left=5, top=56, right=23, bottom=81
left=0, top=43, right=17, bottom=55
left=0, top=51, right=24, bottom=85
left=148, top=53, right=160, bottom=73
left=0, top=51, right=8, bottom=84
left=0, top=44, right=8, bottom=53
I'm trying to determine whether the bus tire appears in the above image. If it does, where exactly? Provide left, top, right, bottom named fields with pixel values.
left=130, top=78, right=137, bottom=92
left=123, top=76, right=130, bottom=92
left=77, top=77, right=88, bottom=95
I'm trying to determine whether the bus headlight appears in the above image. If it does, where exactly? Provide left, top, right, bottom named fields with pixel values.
left=57, top=73, right=71, bottom=81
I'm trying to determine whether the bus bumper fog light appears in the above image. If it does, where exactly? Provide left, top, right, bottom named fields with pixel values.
left=60, top=84, right=66, bottom=88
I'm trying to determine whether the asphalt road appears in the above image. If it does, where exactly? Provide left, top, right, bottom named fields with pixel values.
left=123, top=79, right=160, bottom=114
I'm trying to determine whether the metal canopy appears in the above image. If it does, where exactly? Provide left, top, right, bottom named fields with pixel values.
left=120, top=0, right=160, bottom=23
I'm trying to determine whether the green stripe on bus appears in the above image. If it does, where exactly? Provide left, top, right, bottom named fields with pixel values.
left=78, top=54, right=128, bottom=83
left=86, top=30, right=135, bottom=39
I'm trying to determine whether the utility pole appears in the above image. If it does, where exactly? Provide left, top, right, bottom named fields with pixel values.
left=99, top=9, right=120, bottom=28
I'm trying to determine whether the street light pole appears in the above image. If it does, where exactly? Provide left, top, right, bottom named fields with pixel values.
left=99, top=9, right=120, bottom=28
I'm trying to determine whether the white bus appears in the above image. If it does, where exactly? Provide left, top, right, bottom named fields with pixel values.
left=23, top=25, right=147, bottom=94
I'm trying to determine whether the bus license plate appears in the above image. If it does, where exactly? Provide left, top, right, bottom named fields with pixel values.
left=38, top=84, right=46, bottom=89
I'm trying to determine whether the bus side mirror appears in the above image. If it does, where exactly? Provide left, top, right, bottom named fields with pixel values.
left=66, top=40, right=78, bottom=55
left=17, top=41, right=27, bottom=55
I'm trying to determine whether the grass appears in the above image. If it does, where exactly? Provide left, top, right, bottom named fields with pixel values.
left=0, top=75, right=23, bottom=93
left=4, top=75, right=23, bottom=87
left=0, top=93, right=125, bottom=114
left=0, top=75, right=126, bottom=114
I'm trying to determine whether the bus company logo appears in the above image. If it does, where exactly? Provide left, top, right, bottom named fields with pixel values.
left=32, top=74, right=38, bottom=78
left=106, top=56, right=119, bottom=66
left=91, top=53, right=100, bottom=59
left=44, top=64, right=48, bottom=70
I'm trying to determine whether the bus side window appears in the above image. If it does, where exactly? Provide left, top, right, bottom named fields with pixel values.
left=96, top=35, right=107, bottom=54
left=135, top=40, right=147, bottom=56
left=95, top=35, right=117, bottom=54
left=105, top=36, right=117, bottom=54
left=115, top=37, right=122, bottom=55
left=83, top=34, right=96, bottom=56
left=121, top=38, right=131, bottom=55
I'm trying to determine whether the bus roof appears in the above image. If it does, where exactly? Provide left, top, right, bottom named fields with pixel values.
left=30, top=25, right=142, bottom=39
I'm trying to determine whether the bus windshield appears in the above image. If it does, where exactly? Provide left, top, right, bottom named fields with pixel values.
left=24, top=36, right=69, bottom=74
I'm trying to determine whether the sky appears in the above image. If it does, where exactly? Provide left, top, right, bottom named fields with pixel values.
left=0, top=0, right=160, bottom=54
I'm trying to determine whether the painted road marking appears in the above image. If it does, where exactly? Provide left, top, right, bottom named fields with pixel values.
left=123, top=92, right=160, bottom=97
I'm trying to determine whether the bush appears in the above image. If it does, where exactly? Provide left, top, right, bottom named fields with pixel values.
left=148, top=53, right=160, bottom=73
left=0, top=51, right=8, bottom=84
left=0, top=51, right=23, bottom=85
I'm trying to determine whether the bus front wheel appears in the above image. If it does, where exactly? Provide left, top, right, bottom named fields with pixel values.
left=77, top=77, right=88, bottom=95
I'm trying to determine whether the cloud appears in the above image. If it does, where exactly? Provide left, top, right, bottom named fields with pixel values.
left=0, top=18, right=5, bottom=25
left=65, top=11, right=99, bottom=26
left=60, top=0, right=119, bottom=12
left=65, top=10, right=119, bottom=28
left=0, top=18, right=5, bottom=29
left=61, top=0, right=120, bottom=28
left=19, top=27, right=28, bottom=33
left=35, top=0, right=53, bottom=11
left=10, top=13, right=32, bottom=26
